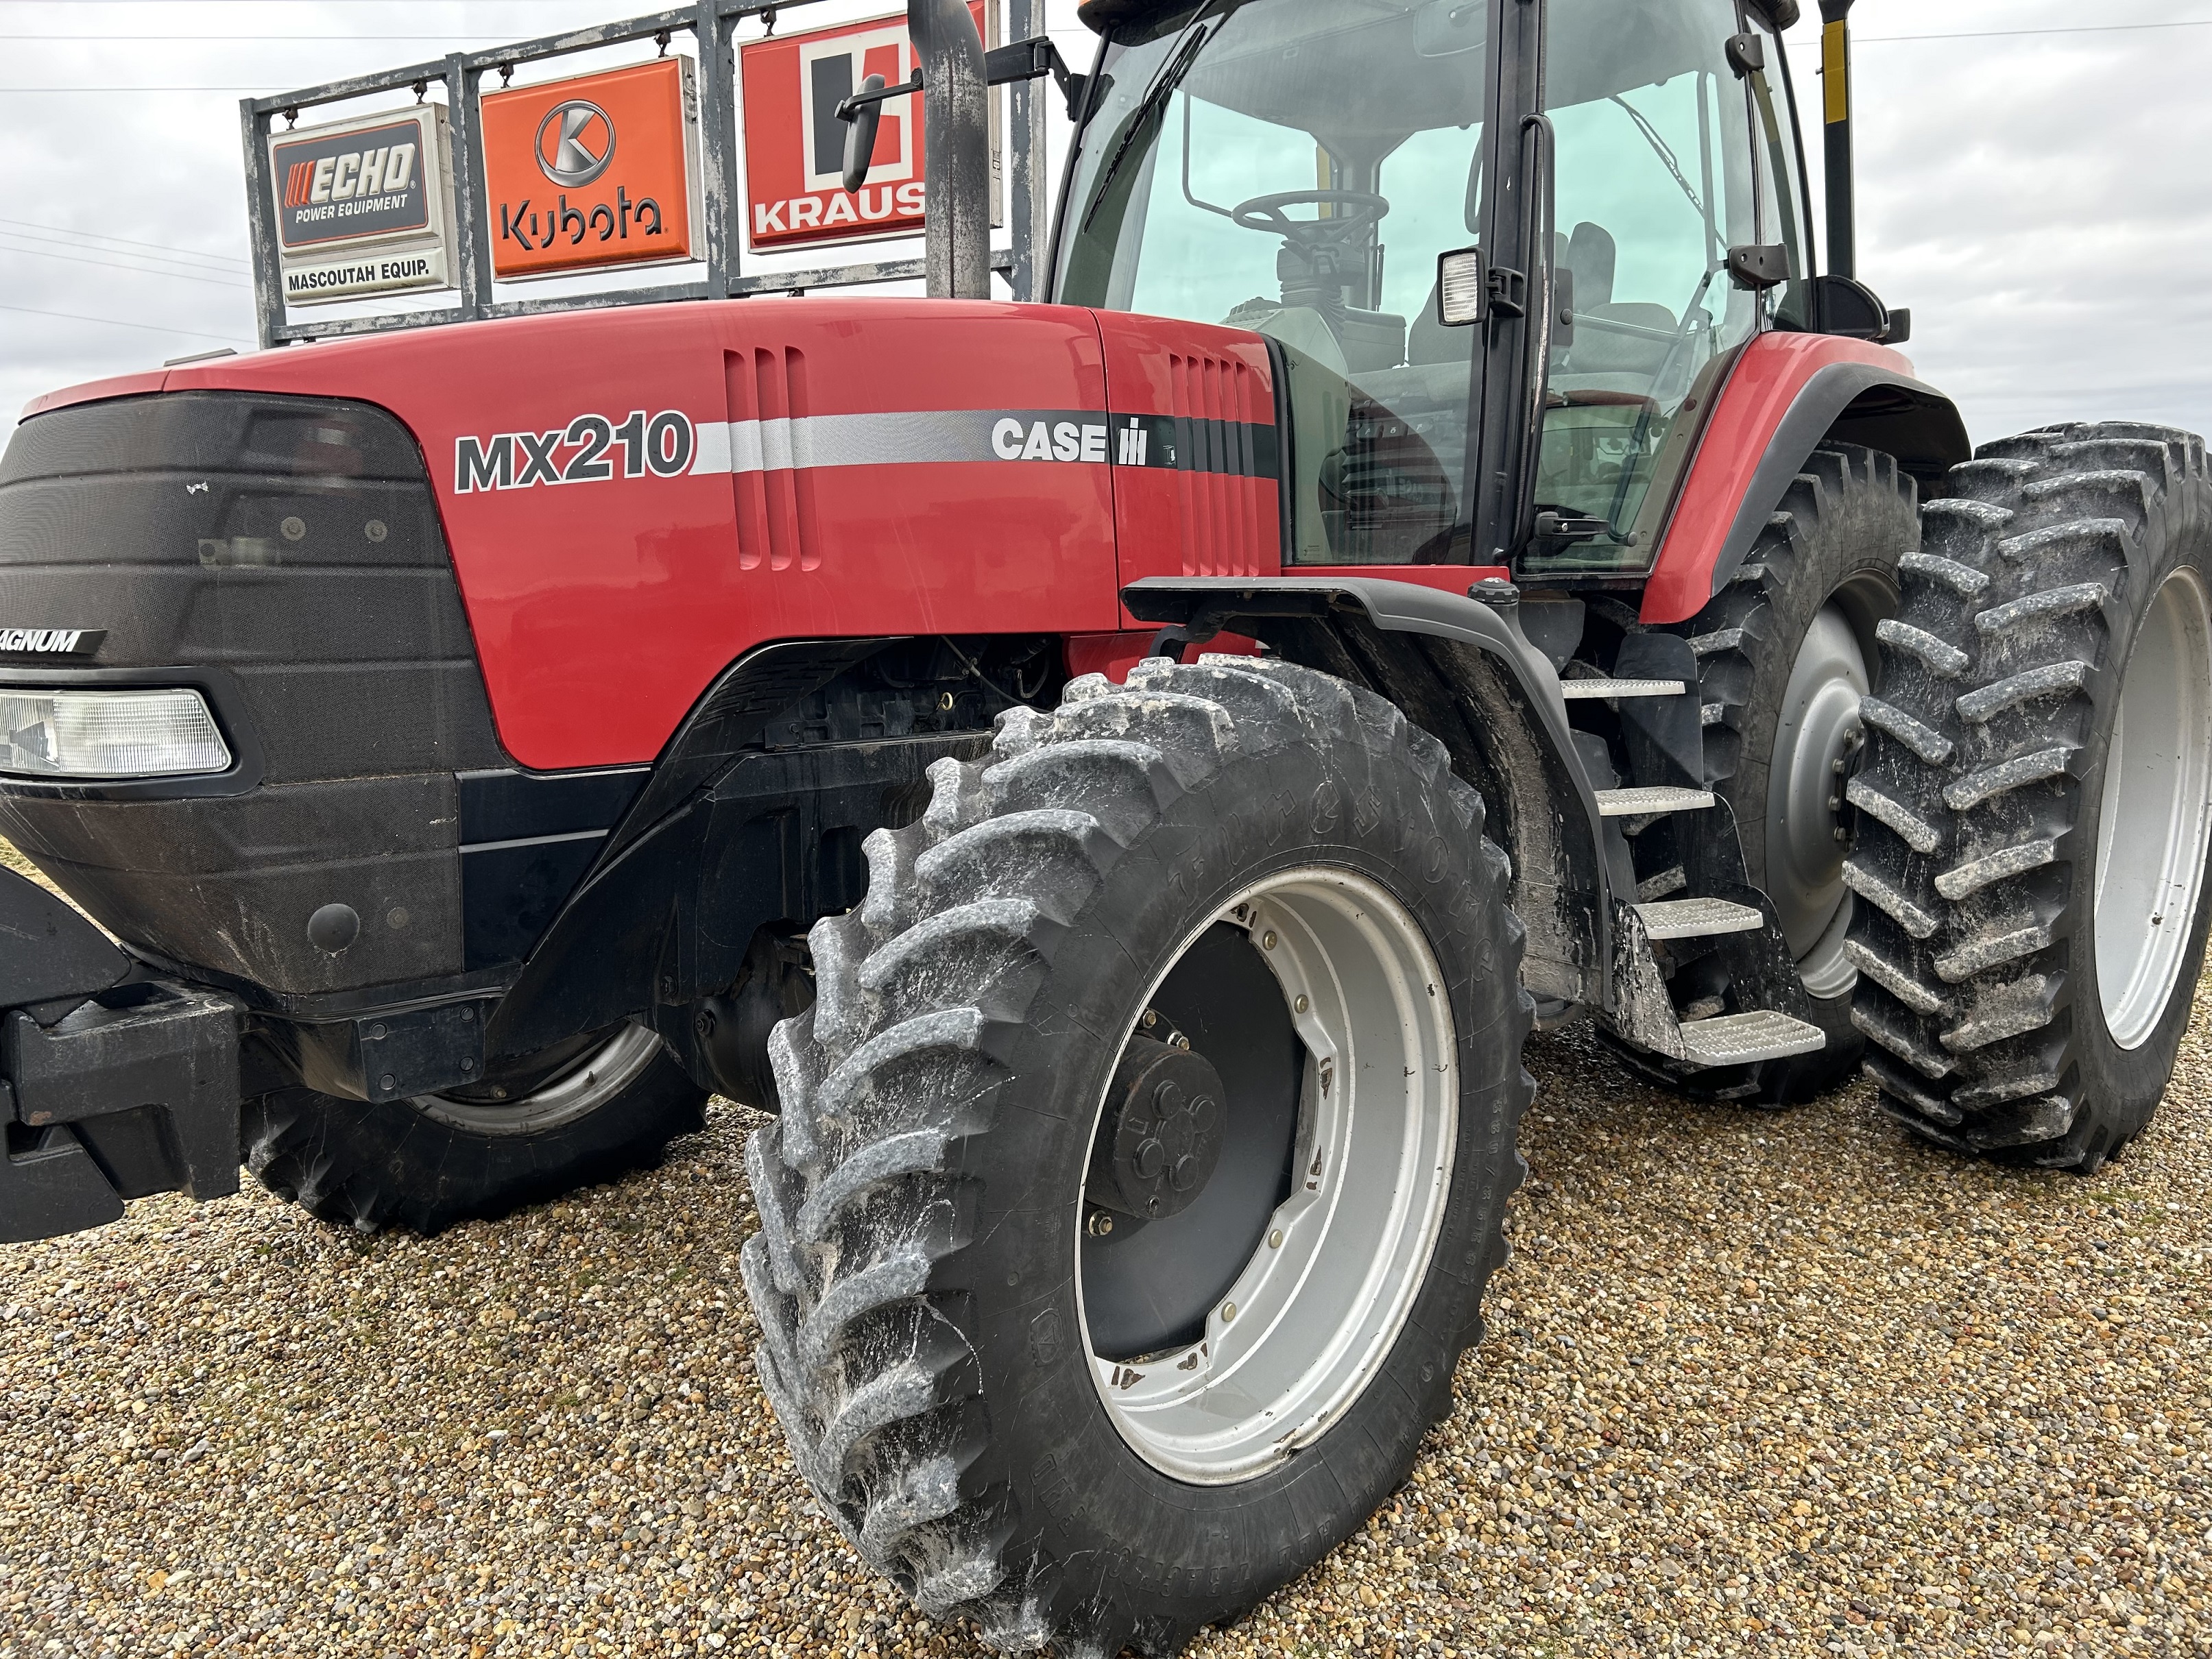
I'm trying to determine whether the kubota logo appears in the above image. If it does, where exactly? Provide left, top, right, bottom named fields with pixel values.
left=536, top=99, right=615, bottom=187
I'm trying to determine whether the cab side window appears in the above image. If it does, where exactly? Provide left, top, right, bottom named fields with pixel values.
left=1528, top=0, right=1764, bottom=574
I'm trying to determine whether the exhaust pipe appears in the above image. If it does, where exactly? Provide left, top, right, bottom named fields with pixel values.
left=909, top=0, right=991, bottom=299
left=1818, top=0, right=1855, bottom=280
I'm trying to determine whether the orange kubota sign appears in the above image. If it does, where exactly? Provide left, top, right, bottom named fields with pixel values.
left=739, top=3, right=993, bottom=255
left=481, top=57, right=704, bottom=279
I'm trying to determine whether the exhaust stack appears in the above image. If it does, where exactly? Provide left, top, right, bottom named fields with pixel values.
left=910, top=0, right=991, bottom=299
left=1818, top=0, right=1855, bottom=280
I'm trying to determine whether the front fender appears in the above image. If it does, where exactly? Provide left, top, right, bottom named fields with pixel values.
left=1122, top=574, right=1613, bottom=1009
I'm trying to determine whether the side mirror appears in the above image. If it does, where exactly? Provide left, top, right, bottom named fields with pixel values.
left=840, top=73, right=888, bottom=193
left=1810, top=273, right=1903, bottom=342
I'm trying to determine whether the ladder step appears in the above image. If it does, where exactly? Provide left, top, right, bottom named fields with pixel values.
left=1677, top=1009, right=1827, bottom=1066
left=1559, top=677, right=1688, bottom=701
left=1635, top=897, right=1764, bottom=940
left=1594, top=786, right=1716, bottom=818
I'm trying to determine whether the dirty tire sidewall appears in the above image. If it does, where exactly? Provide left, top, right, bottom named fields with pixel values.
left=1669, top=443, right=1915, bottom=1104
left=1844, top=422, right=2212, bottom=1170
left=244, top=1050, right=707, bottom=1233
left=741, top=658, right=1530, bottom=1657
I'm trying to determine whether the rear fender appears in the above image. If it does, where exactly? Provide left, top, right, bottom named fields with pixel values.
left=1122, top=576, right=1613, bottom=1009
left=1639, top=333, right=1969, bottom=626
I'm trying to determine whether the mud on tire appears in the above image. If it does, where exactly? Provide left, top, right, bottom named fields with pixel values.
left=1843, top=422, right=2212, bottom=1171
left=1658, top=442, right=1915, bottom=1104
left=739, top=655, right=1532, bottom=1656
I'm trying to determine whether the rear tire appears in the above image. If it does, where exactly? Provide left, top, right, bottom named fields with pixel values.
left=1663, top=443, right=1915, bottom=1102
left=740, top=655, right=1530, bottom=1656
left=1844, top=422, right=2212, bottom=1171
left=245, top=1024, right=707, bottom=1232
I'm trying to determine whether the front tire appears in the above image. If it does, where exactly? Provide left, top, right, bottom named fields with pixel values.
left=1844, top=422, right=2212, bottom=1170
left=740, top=655, right=1530, bottom=1656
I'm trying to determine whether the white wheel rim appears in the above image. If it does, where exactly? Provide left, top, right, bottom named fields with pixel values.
left=1075, top=869, right=1458, bottom=1484
left=2094, top=566, right=2212, bottom=1049
left=414, top=1022, right=663, bottom=1133
left=1767, top=602, right=1873, bottom=997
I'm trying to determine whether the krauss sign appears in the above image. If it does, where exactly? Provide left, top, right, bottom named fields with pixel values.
left=266, top=105, right=455, bottom=304
left=738, top=2, right=996, bottom=254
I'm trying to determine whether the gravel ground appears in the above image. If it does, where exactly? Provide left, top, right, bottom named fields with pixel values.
left=3, top=832, right=2209, bottom=1657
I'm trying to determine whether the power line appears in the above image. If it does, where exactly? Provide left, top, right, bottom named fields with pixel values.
left=7, top=32, right=494, bottom=38
left=0, top=218, right=248, bottom=271
left=0, top=240, right=252, bottom=287
left=0, top=302, right=248, bottom=345
left=1799, top=19, right=2212, bottom=45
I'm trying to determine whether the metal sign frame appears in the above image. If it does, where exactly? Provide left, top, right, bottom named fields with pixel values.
left=240, top=0, right=1053, bottom=349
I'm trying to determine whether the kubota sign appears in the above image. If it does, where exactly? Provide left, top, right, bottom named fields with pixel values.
left=481, top=56, right=704, bottom=279
left=738, top=3, right=995, bottom=254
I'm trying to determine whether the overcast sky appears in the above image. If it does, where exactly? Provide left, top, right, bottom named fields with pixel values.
left=3, top=0, right=2209, bottom=451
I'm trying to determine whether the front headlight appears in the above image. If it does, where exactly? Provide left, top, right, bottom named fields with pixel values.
left=0, top=688, right=232, bottom=779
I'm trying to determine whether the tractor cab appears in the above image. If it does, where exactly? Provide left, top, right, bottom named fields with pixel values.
left=1056, top=0, right=1808, bottom=574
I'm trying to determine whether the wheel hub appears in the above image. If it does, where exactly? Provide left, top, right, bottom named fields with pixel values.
left=1766, top=603, right=1873, bottom=997
left=1089, top=1034, right=1227, bottom=1220
left=1075, top=870, right=1458, bottom=1484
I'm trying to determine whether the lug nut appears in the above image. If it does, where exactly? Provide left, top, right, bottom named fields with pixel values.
left=1085, top=1209, right=1115, bottom=1237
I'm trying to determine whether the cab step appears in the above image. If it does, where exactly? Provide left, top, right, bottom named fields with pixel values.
left=1558, top=677, right=1689, bottom=701
left=1676, top=1009, right=1827, bottom=1067
left=1634, top=897, right=1764, bottom=940
left=1594, top=786, right=1715, bottom=818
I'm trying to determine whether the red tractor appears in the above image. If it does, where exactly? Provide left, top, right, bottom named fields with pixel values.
left=4, top=0, right=2209, bottom=1651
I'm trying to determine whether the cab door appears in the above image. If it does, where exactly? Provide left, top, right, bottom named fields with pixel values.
left=1502, top=0, right=1774, bottom=579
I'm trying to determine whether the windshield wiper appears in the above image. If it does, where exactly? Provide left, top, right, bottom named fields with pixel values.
left=1081, top=21, right=1213, bottom=231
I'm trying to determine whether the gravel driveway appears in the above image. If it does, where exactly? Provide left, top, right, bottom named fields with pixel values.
left=2, top=920, right=2207, bottom=1655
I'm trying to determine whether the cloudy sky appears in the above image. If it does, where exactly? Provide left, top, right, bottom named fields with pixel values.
left=3, top=0, right=2209, bottom=450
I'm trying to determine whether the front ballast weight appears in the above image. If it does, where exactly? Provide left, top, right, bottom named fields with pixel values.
left=741, top=655, right=1531, bottom=1654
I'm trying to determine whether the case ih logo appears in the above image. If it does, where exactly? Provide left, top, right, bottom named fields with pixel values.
left=481, top=58, right=701, bottom=279
left=270, top=117, right=431, bottom=250
left=738, top=4, right=988, bottom=253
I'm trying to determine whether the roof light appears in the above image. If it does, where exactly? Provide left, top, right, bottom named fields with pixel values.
left=0, top=688, right=232, bottom=780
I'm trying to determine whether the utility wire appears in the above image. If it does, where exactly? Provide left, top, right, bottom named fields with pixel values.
left=0, top=241, right=252, bottom=287
left=1797, top=19, right=2212, bottom=45
left=0, top=219, right=247, bottom=271
left=0, top=302, right=248, bottom=344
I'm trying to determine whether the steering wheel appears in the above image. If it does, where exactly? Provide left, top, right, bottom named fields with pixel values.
left=1230, top=189, right=1389, bottom=246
